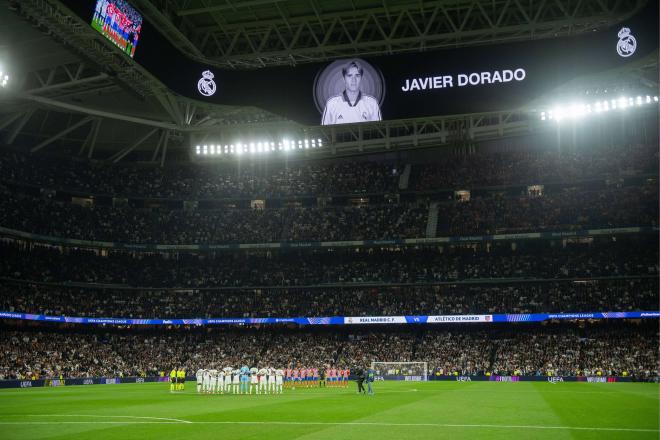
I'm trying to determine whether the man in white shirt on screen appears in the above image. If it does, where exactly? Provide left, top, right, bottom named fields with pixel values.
left=321, top=60, right=381, bottom=125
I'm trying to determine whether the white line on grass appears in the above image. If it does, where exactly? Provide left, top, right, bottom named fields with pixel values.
left=0, top=418, right=656, bottom=432
left=21, top=414, right=192, bottom=424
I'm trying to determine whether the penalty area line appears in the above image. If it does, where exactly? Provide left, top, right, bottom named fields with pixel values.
left=0, top=418, right=656, bottom=432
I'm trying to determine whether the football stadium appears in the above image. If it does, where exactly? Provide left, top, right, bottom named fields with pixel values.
left=0, top=0, right=658, bottom=439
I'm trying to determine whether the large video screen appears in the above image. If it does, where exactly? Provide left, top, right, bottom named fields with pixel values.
left=91, top=0, right=143, bottom=58
left=57, top=0, right=657, bottom=124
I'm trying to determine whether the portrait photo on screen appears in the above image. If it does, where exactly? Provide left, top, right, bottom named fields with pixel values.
left=91, top=0, right=143, bottom=58
left=315, top=59, right=385, bottom=125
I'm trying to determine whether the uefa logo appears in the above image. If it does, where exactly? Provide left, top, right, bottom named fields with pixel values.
left=616, top=27, right=636, bottom=58
left=198, top=70, right=217, bottom=97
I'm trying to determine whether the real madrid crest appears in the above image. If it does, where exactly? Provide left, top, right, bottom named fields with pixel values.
left=616, top=27, right=636, bottom=58
left=198, top=70, right=217, bottom=97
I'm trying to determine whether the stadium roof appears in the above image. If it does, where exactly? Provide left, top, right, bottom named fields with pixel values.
left=0, top=0, right=656, bottom=163
left=135, top=0, right=648, bottom=69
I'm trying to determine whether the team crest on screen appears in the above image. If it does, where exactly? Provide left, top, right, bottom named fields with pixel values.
left=616, top=28, right=636, bottom=58
left=197, top=70, right=217, bottom=97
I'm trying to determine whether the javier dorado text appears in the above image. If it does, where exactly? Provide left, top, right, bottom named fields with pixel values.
left=401, top=68, right=526, bottom=92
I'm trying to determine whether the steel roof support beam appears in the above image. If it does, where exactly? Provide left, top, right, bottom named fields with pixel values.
left=30, top=116, right=94, bottom=153
left=109, top=128, right=159, bottom=163
left=160, top=130, right=170, bottom=167
left=21, top=93, right=180, bottom=130
left=0, top=112, right=26, bottom=132
left=6, top=110, right=36, bottom=145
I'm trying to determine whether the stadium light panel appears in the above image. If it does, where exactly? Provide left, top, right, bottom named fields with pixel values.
left=541, top=94, right=658, bottom=123
left=210, top=145, right=215, bottom=154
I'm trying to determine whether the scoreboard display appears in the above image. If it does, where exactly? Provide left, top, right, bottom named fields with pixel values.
left=90, top=0, right=143, bottom=59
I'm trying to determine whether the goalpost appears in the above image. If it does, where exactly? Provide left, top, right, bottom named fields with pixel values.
left=371, top=362, right=428, bottom=381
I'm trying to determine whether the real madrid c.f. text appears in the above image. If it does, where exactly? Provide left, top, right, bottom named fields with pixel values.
left=401, top=68, right=526, bottom=92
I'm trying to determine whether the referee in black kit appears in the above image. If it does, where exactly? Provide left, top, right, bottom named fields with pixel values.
left=355, top=366, right=366, bottom=394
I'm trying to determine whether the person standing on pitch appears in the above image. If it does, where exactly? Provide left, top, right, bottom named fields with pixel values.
left=169, top=367, right=177, bottom=392
left=355, top=367, right=366, bottom=394
left=366, top=366, right=375, bottom=395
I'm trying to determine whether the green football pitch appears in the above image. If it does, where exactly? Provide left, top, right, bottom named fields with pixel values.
left=0, top=381, right=657, bottom=439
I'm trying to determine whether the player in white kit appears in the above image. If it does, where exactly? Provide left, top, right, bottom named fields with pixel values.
left=267, top=367, right=276, bottom=394
left=275, top=368, right=284, bottom=394
left=250, top=367, right=259, bottom=394
left=223, top=367, right=232, bottom=393
left=257, top=368, right=268, bottom=394
left=212, top=369, right=221, bottom=394
left=232, top=369, right=240, bottom=394
left=217, top=369, right=225, bottom=394
left=196, top=368, right=204, bottom=393
left=202, top=369, right=211, bottom=393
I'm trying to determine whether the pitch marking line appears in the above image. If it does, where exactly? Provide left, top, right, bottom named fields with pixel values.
left=20, top=414, right=192, bottom=424
left=0, top=417, right=656, bottom=432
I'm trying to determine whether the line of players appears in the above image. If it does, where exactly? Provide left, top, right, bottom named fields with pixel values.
left=197, top=367, right=284, bottom=394
left=196, top=366, right=351, bottom=395
left=285, top=366, right=350, bottom=389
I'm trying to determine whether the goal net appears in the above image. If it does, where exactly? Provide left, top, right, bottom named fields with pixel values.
left=371, top=362, right=428, bottom=381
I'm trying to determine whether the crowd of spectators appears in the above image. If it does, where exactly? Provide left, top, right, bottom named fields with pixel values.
left=0, top=143, right=655, bottom=199
left=0, top=183, right=656, bottom=244
left=0, top=151, right=401, bottom=198
left=1, top=277, right=656, bottom=318
left=413, top=143, right=658, bottom=191
left=1, top=239, right=655, bottom=287
left=0, top=186, right=428, bottom=243
left=436, top=184, right=658, bottom=235
left=487, top=325, right=659, bottom=377
left=0, top=323, right=656, bottom=380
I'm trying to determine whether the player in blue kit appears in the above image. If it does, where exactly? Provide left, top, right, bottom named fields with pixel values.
left=240, top=365, right=250, bottom=394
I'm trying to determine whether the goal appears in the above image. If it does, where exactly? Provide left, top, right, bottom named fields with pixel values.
left=371, top=362, right=428, bottom=381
